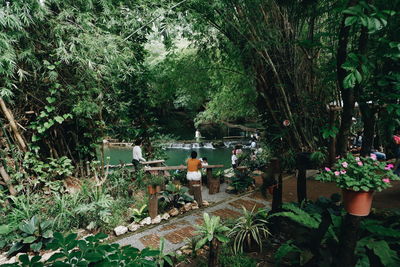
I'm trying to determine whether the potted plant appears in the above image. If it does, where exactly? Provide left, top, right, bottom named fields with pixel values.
left=316, top=153, right=399, bottom=216
left=145, top=175, right=164, bottom=195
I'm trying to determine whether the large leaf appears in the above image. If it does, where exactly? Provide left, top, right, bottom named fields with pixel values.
left=366, top=240, right=400, bottom=267
left=0, top=224, right=11, bottom=235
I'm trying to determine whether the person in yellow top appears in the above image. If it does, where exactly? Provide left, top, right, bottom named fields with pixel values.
left=186, top=151, right=202, bottom=182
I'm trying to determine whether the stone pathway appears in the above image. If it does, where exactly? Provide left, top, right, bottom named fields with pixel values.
left=115, top=184, right=271, bottom=252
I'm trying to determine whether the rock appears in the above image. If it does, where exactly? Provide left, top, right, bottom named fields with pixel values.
left=114, top=226, right=128, bottom=236
left=182, top=249, right=192, bottom=255
left=184, top=203, right=192, bottom=212
left=140, top=217, right=152, bottom=226
left=161, top=213, right=170, bottom=220
left=41, top=250, right=60, bottom=262
left=127, top=222, right=141, bottom=232
left=191, top=202, right=199, bottom=210
left=176, top=250, right=183, bottom=256
left=151, top=215, right=162, bottom=224
left=202, top=200, right=210, bottom=207
left=75, top=229, right=86, bottom=238
left=2, top=256, right=16, bottom=264
left=196, top=248, right=206, bottom=256
left=169, top=208, right=179, bottom=217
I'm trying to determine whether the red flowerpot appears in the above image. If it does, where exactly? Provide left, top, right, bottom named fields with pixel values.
left=342, top=189, right=374, bottom=216
left=147, top=185, right=156, bottom=195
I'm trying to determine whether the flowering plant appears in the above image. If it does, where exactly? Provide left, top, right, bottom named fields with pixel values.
left=315, top=154, right=399, bottom=192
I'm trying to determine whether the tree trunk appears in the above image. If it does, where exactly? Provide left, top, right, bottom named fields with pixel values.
left=208, top=238, right=219, bottom=267
left=359, top=103, right=376, bottom=156
left=0, top=97, right=28, bottom=152
left=208, top=178, right=220, bottom=194
left=336, top=0, right=360, bottom=155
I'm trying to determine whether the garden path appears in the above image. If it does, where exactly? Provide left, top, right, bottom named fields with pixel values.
left=114, top=183, right=271, bottom=252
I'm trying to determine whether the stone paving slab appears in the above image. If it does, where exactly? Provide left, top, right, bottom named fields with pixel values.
left=115, top=188, right=271, bottom=253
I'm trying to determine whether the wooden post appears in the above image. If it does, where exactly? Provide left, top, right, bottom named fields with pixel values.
left=206, top=168, right=212, bottom=188
left=335, top=214, right=362, bottom=267
left=192, top=184, right=202, bottom=207
left=271, top=158, right=282, bottom=212
left=296, top=153, right=310, bottom=204
left=149, top=193, right=158, bottom=219
left=208, top=178, right=220, bottom=194
left=297, top=168, right=307, bottom=203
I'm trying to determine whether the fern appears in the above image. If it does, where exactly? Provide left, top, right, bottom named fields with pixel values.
left=270, top=203, right=321, bottom=229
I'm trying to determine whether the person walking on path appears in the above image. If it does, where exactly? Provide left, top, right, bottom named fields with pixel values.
left=132, top=140, right=146, bottom=171
left=187, top=151, right=202, bottom=194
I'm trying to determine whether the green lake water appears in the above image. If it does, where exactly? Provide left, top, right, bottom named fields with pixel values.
left=102, top=146, right=233, bottom=168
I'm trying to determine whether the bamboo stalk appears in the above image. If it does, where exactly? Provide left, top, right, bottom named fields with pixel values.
left=0, top=97, right=28, bottom=152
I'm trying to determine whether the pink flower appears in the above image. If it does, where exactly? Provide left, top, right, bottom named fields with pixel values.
left=370, top=153, right=377, bottom=160
left=334, top=171, right=340, bottom=176
left=325, top=167, right=331, bottom=172
left=382, top=178, right=390, bottom=183
left=385, top=164, right=394, bottom=170
left=340, top=170, right=347, bottom=174
left=357, top=161, right=363, bottom=166
left=341, top=162, right=348, bottom=168
left=355, top=157, right=360, bottom=161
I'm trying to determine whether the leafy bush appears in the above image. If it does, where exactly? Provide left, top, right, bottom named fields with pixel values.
left=219, top=246, right=257, bottom=267
left=230, top=170, right=253, bottom=193
left=195, top=213, right=230, bottom=250
left=6, top=216, right=53, bottom=256
left=5, top=232, right=160, bottom=266
left=160, top=182, right=193, bottom=209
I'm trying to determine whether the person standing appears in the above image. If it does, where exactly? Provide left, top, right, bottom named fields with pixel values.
left=195, top=129, right=201, bottom=142
left=132, top=140, right=146, bottom=171
left=231, top=150, right=238, bottom=169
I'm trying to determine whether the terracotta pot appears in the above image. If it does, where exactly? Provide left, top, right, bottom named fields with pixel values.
left=156, top=185, right=161, bottom=193
left=253, top=175, right=263, bottom=187
left=342, top=189, right=374, bottom=216
left=147, top=185, right=156, bottom=195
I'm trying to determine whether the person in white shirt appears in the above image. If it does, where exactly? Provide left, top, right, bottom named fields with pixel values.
left=231, top=150, right=238, bottom=169
left=132, top=140, right=145, bottom=171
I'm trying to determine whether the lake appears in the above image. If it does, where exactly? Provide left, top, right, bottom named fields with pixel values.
left=102, top=146, right=233, bottom=168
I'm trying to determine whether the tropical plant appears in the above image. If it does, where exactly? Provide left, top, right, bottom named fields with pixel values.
left=7, top=216, right=53, bottom=256
left=156, top=237, right=174, bottom=267
left=160, top=182, right=193, bottom=209
left=316, top=153, right=400, bottom=192
left=230, top=170, right=253, bottom=193
left=228, top=206, right=270, bottom=254
left=11, top=232, right=160, bottom=266
left=73, top=184, right=115, bottom=230
left=195, top=213, right=230, bottom=267
left=309, top=149, right=328, bottom=167
left=131, top=204, right=148, bottom=223
left=218, top=245, right=257, bottom=267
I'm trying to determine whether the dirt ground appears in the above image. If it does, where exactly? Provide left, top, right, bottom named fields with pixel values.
left=280, top=175, right=400, bottom=210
